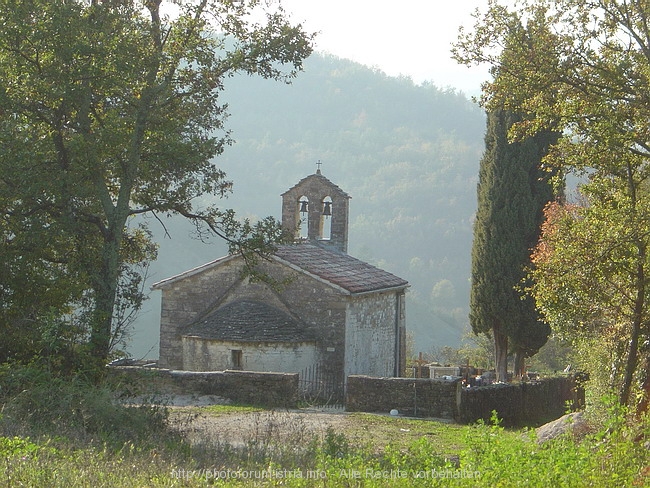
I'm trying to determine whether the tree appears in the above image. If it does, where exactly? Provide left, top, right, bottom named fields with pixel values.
left=0, top=0, right=314, bottom=371
left=531, top=194, right=650, bottom=411
left=470, top=107, right=557, bottom=381
left=455, top=0, right=650, bottom=412
left=458, top=326, right=495, bottom=371
left=526, top=335, right=575, bottom=374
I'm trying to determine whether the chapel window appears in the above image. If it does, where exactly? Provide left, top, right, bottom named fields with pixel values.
left=231, top=349, right=243, bottom=370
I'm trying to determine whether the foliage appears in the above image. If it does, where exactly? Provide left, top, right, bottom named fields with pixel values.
left=454, top=0, right=650, bottom=412
left=526, top=335, right=575, bottom=374
left=0, top=0, right=314, bottom=371
left=456, top=328, right=496, bottom=371
left=430, top=345, right=464, bottom=367
left=531, top=195, right=650, bottom=410
left=428, top=329, right=574, bottom=374
left=459, top=410, right=649, bottom=488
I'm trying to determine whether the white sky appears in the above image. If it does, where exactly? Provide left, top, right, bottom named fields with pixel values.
left=280, top=0, right=490, bottom=96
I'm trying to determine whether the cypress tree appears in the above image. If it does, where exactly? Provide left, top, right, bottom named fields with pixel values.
left=470, top=108, right=558, bottom=381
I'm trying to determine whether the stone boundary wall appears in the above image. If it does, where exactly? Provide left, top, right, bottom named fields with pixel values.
left=110, top=367, right=578, bottom=424
left=457, top=376, right=578, bottom=425
left=345, top=375, right=460, bottom=418
left=346, top=375, right=579, bottom=425
left=108, top=366, right=298, bottom=408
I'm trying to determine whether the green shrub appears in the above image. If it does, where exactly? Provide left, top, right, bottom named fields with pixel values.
left=0, top=436, right=44, bottom=457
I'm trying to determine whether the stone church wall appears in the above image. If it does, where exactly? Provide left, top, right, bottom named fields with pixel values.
left=265, top=263, right=347, bottom=381
left=344, top=292, right=400, bottom=379
left=281, top=172, right=350, bottom=253
left=158, top=257, right=245, bottom=369
left=158, top=256, right=348, bottom=377
left=181, top=337, right=318, bottom=373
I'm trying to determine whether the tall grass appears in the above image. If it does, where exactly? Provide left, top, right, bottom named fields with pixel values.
left=0, top=364, right=172, bottom=447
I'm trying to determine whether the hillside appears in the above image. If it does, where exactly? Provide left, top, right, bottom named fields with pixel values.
left=129, top=53, right=486, bottom=359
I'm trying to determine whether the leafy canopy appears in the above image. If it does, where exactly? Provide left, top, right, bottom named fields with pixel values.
left=0, top=0, right=314, bottom=367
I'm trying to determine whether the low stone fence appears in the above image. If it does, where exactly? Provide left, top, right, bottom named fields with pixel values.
left=457, top=376, right=578, bottom=425
left=108, top=366, right=298, bottom=408
left=345, top=375, right=460, bottom=418
left=110, top=367, right=580, bottom=424
left=345, top=374, right=579, bottom=425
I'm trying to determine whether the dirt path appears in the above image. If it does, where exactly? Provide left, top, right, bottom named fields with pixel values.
left=175, top=409, right=350, bottom=447
left=163, top=395, right=352, bottom=448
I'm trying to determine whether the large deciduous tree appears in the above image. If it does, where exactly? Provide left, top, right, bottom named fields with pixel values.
left=0, top=0, right=314, bottom=371
left=455, top=0, right=650, bottom=412
left=470, top=107, right=557, bottom=382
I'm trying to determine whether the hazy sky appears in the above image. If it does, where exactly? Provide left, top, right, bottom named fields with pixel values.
left=281, top=0, right=490, bottom=96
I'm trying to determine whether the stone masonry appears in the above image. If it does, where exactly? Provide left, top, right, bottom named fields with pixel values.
left=152, top=170, right=409, bottom=389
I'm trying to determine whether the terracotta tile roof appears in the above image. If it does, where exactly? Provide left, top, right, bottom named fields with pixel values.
left=274, top=244, right=409, bottom=294
left=183, top=300, right=316, bottom=342
left=151, top=244, right=409, bottom=295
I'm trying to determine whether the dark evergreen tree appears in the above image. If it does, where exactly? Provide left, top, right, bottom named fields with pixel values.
left=469, top=108, right=558, bottom=381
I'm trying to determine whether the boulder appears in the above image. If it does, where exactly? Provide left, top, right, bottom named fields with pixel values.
left=535, top=411, right=587, bottom=443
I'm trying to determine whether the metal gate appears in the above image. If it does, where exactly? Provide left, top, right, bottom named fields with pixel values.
left=299, top=363, right=344, bottom=408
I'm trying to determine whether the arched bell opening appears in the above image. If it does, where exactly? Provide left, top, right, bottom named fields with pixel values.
left=319, top=196, right=332, bottom=240
left=297, top=196, right=309, bottom=240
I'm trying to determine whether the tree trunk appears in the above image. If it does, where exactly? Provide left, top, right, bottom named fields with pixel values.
left=620, top=242, right=645, bottom=407
left=89, top=231, right=122, bottom=371
left=636, top=355, right=650, bottom=417
left=513, top=349, right=526, bottom=379
left=494, top=325, right=508, bottom=382
left=85, top=22, right=156, bottom=369
left=619, top=165, right=646, bottom=407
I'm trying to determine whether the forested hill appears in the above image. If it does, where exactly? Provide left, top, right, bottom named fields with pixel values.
left=130, top=53, right=486, bottom=358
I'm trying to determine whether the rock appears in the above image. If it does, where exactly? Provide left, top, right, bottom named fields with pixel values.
left=535, top=411, right=587, bottom=443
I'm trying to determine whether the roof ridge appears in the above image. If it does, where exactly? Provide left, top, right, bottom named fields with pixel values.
left=280, top=172, right=351, bottom=198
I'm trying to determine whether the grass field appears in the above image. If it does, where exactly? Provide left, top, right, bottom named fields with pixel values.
left=0, top=370, right=648, bottom=487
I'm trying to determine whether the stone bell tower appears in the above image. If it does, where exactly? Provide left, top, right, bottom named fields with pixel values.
left=281, top=167, right=351, bottom=253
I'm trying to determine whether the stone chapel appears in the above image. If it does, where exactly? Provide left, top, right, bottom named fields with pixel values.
left=152, top=170, right=409, bottom=391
